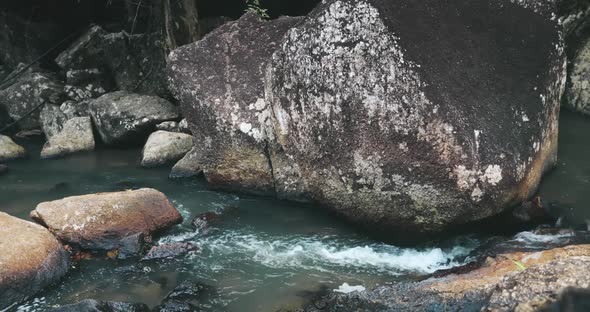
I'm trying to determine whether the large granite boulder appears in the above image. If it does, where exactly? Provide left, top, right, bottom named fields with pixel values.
left=30, top=188, right=183, bottom=253
left=56, top=25, right=168, bottom=98
left=0, top=135, right=26, bottom=161
left=170, top=1, right=566, bottom=236
left=141, top=131, right=193, bottom=168
left=300, top=244, right=590, bottom=312
left=89, top=91, right=180, bottom=145
left=0, top=67, right=65, bottom=130
left=0, top=212, right=70, bottom=310
left=168, top=13, right=304, bottom=195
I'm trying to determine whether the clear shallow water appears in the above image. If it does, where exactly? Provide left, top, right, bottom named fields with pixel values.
left=1, top=110, right=589, bottom=311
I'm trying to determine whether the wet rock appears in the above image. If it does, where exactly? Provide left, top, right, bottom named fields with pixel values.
left=165, top=280, right=214, bottom=302
left=0, top=135, right=26, bottom=161
left=141, top=242, right=199, bottom=261
left=0, top=164, right=8, bottom=175
left=300, top=245, right=590, bottom=312
left=0, top=67, right=65, bottom=130
left=172, top=0, right=566, bottom=236
left=168, top=13, right=303, bottom=196
left=30, top=188, right=183, bottom=253
left=117, top=233, right=153, bottom=260
left=155, top=301, right=197, bottom=312
left=40, top=117, right=95, bottom=159
left=141, top=131, right=193, bottom=168
left=56, top=25, right=168, bottom=98
left=566, top=36, right=590, bottom=115
left=89, top=91, right=179, bottom=145
left=0, top=212, right=69, bottom=310
left=49, top=299, right=150, bottom=312
left=170, top=147, right=203, bottom=179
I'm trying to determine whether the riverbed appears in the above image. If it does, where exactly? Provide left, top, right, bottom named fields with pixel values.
left=2, top=110, right=589, bottom=311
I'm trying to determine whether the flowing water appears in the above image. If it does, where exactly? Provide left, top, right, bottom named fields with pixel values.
left=2, top=110, right=590, bottom=311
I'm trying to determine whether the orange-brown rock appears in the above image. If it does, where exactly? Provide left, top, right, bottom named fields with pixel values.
left=0, top=212, right=69, bottom=310
left=30, top=188, right=182, bottom=253
left=300, top=245, right=590, bottom=312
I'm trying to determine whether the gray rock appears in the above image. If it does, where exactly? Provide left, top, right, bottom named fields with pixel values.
left=0, top=102, right=10, bottom=129
left=0, top=135, right=26, bottom=161
left=178, top=119, right=191, bottom=134
left=40, top=117, right=95, bottom=159
left=0, top=67, right=65, bottom=130
left=141, top=131, right=193, bottom=167
left=40, top=104, right=68, bottom=139
left=0, top=212, right=70, bottom=310
left=170, top=147, right=202, bottom=178
left=49, top=299, right=150, bottom=312
left=56, top=25, right=168, bottom=98
left=157, top=121, right=180, bottom=132
left=171, top=0, right=566, bottom=236
left=168, top=13, right=303, bottom=195
left=63, top=68, right=114, bottom=101
left=60, top=100, right=90, bottom=119
left=566, top=36, right=590, bottom=115
left=89, top=91, right=179, bottom=145
left=141, top=242, right=199, bottom=261
left=30, top=188, right=183, bottom=253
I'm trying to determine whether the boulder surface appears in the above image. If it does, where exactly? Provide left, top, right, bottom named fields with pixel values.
left=0, top=212, right=69, bottom=310
left=30, top=188, right=183, bottom=253
left=170, top=0, right=567, bottom=236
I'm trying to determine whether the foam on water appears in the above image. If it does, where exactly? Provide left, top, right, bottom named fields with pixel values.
left=512, top=231, right=574, bottom=245
left=198, top=230, right=477, bottom=275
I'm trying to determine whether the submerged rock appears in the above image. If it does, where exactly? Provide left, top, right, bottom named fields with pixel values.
left=141, top=242, right=199, bottom=261
left=0, top=135, right=26, bottom=161
left=0, top=212, right=69, bottom=310
left=30, top=188, right=183, bottom=254
left=170, top=147, right=202, bottom=179
left=0, top=164, right=7, bottom=175
left=168, top=13, right=303, bottom=195
left=141, top=131, right=193, bottom=167
left=170, top=0, right=566, bottom=236
left=41, top=117, right=95, bottom=159
left=89, top=91, right=179, bottom=145
left=300, top=245, right=590, bottom=312
left=566, top=36, right=590, bottom=115
left=0, top=67, right=65, bottom=130
left=49, top=299, right=150, bottom=312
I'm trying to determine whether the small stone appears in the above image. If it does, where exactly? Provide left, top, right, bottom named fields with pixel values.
left=170, top=147, right=202, bottom=179
left=141, top=242, right=199, bottom=261
left=40, top=117, right=95, bottom=159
